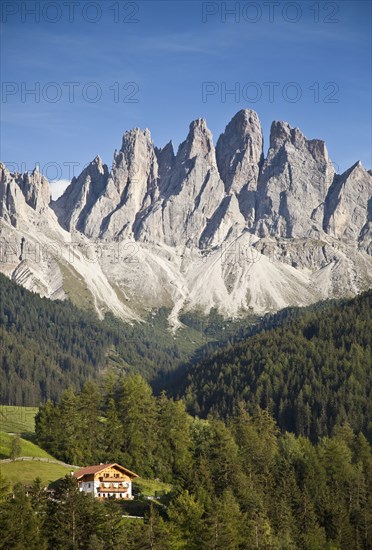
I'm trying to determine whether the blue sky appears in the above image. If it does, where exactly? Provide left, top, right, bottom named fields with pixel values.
left=1, top=0, right=371, bottom=197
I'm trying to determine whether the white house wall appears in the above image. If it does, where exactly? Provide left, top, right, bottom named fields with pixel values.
left=79, top=480, right=133, bottom=499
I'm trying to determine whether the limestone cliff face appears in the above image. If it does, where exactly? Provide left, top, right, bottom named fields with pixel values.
left=53, top=128, right=159, bottom=240
left=137, top=118, right=225, bottom=247
left=324, top=161, right=372, bottom=242
left=1, top=110, right=371, bottom=324
left=0, top=163, right=23, bottom=227
left=50, top=111, right=371, bottom=248
left=0, top=164, right=51, bottom=227
left=155, top=141, right=175, bottom=194
left=255, top=121, right=335, bottom=238
left=95, top=128, right=159, bottom=241
left=216, top=109, right=264, bottom=228
left=53, top=155, right=109, bottom=233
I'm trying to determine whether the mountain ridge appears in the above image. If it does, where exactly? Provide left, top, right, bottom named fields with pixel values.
left=1, top=109, right=371, bottom=326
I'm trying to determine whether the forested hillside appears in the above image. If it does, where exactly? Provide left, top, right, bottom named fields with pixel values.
left=0, top=274, right=249, bottom=405
left=1, top=279, right=372, bottom=549
left=6, top=375, right=367, bottom=549
left=176, top=290, right=372, bottom=442
left=2, top=271, right=371, bottom=429
left=3, top=272, right=318, bottom=407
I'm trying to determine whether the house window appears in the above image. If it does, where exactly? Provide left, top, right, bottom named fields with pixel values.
left=88, top=483, right=91, bottom=488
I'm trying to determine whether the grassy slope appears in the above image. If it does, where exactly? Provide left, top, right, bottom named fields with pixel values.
left=0, top=405, right=38, bottom=434
left=1, top=461, right=73, bottom=486
left=133, top=477, right=172, bottom=497
left=0, top=432, right=53, bottom=460
left=0, top=406, right=74, bottom=487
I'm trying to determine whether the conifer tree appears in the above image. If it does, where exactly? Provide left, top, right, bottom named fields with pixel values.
left=0, top=483, right=46, bottom=550
left=10, top=434, right=21, bottom=461
left=118, top=374, right=157, bottom=476
left=166, top=490, right=205, bottom=550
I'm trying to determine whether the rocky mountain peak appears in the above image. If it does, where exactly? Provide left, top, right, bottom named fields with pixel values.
left=137, top=117, right=225, bottom=247
left=177, top=118, right=214, bottom=163
left=216, top=109, right=264, bottom=193
left=324, top=161, right=372, bottom=240
left=118, top=127, right=156, bottom=177
left=91, top=154, right=104, bottom=168
left=348, top=160, right=363, bottom=173
left=117, top=128, right=156, bottom=184
left=190, top=117, right=208, bottom=131
left=155, top=140, right=174, bottom=158
left=0, top=163, right=18, bottom=225
left=121, top=127, right=152, bottom=151
left=256, top=120, right=336, bottom=238
left=155, top=141, right=175, bottom=193
left=225, top=108, right=262, bottom=136
left=0, top=162, right=52, bottom=230
left=1, top=110, right=370, bottom=325
left=52, top=155, right=109, bottom=232
left=21, top=168, right=51, bottom=209
left=307, top=139, right=330, bottom=164
left=85, top=155, right=107, bottom=176
left=270, top=121, right=306, bottom=150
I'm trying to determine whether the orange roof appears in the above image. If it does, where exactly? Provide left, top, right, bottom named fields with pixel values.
left=73, top=463, right=139, bottom=479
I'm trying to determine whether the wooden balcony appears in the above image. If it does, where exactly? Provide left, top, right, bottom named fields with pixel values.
left=98, top=476, right=128, bottom=482
left=98, top=487, right=129, bottom=493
